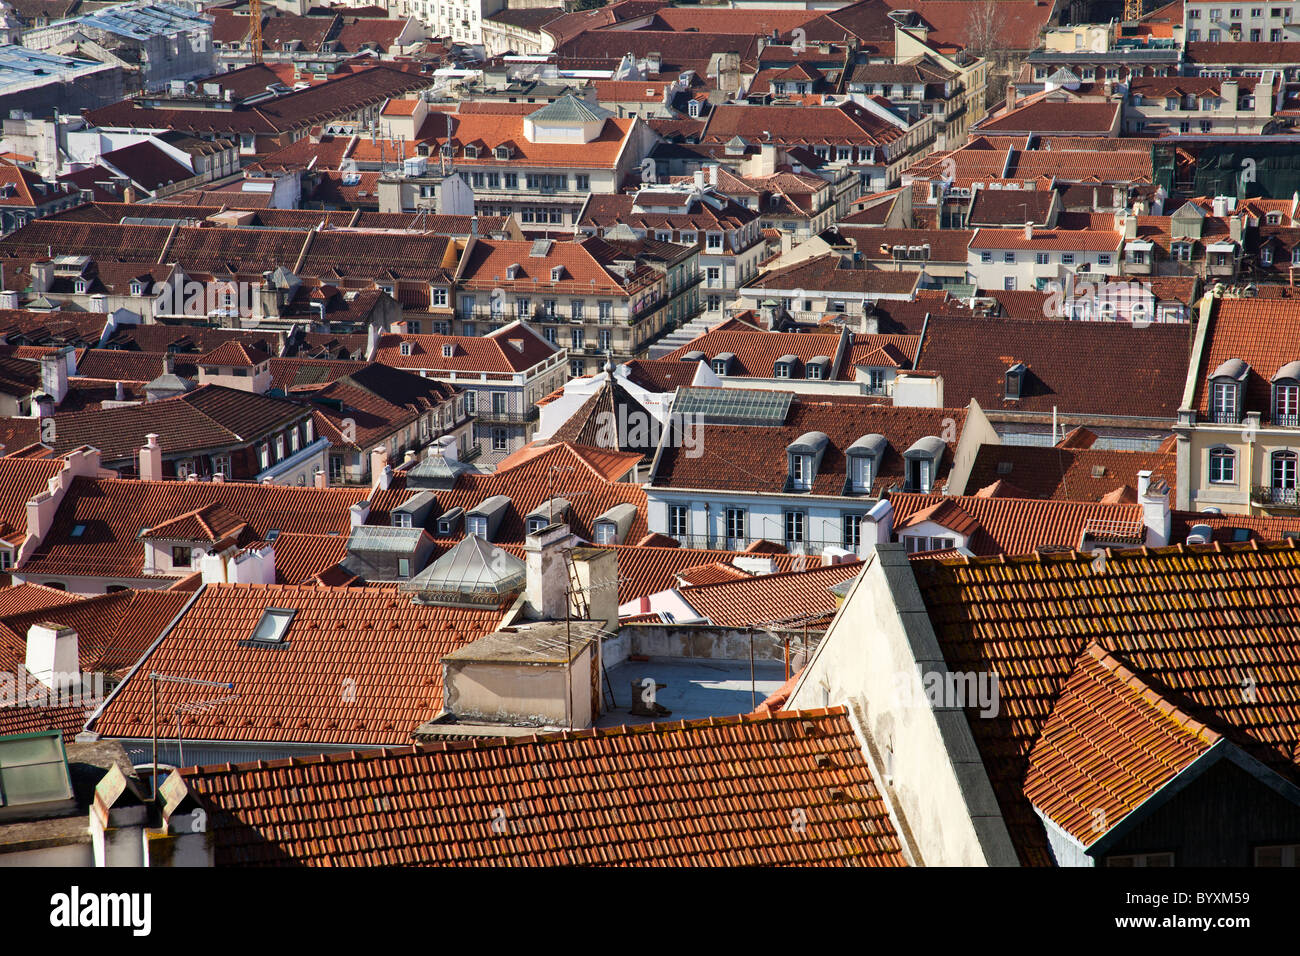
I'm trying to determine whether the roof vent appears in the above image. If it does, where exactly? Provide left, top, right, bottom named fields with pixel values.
left=1091, top=465, right=1106, bottom=478
left=1187, top=523, right=1214, bottom=545
left=996, top=461, right=1013, bottom=475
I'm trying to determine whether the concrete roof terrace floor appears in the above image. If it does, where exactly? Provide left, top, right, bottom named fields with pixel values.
left=599, top=657, right=787, bottom=727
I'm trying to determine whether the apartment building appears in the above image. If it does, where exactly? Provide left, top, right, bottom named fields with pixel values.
left=968, top=225, right=1124, bottom=292
left=1125, top=75, right=1279, bottom=135
left=577, top=173, right=764, bottom=322
left=645, top=388, right=995, bottom=556
left=454, top=234, right=701, bottom=371
left=385, top=95, right=657, bottom=232
left=1184, top=0, right=1300, bottom=42
left=371, top=320, right=566, bottom=466
left=1175, top=295, right=1300, bottom=514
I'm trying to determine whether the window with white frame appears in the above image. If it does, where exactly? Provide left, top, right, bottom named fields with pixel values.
left=669, top=505, right=688, bottom=538
left=1209, top=446, right=1236, bottom=483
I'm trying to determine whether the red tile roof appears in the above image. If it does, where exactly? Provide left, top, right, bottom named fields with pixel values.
left=890, top=491, right=1146, bottom=556
left=678, top=561, right=860, bottom=628
left=1022, top=641, right=1218, bottom=846
left=965, top=440, right=1177, bottom=502
left=178, top=707, right=907, bottom=866
left=267, top=532, right=350, bottom=585
left=91, top=583, right=506, bottom=748
left=916, top=315, right=1190, bottom=419
left=20, top=477, right=375, bottom=580
left=372, top=323, right=557, bottom=374
left=652, top=395, right=965, bottom=498
left=911, top=542, right=1300, bottom=863
left=1191, top=297, right=1300, bottom=419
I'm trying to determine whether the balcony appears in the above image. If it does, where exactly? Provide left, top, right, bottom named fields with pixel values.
left=473, top=406, right=539, bottom=425
left=665, top=533, right=851, bottom=553
left=1252, top=485, right=1300, bottom=508
left=1208, top=411, right=1242, bottom=424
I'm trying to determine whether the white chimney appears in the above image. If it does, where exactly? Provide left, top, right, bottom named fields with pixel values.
left=1138, top=470, right=1171, bottom=547
left=314, top=466, right=327, bottom=489
left=40, top=351, right=68, bottom=405
left=0, top=291, right=18, bottom=309
left=26, top=622, right=79, bottom=694
left=139, top=433, right=163, bottom=481
left=693, top=169, right=706, bottom=191
left=860, top=499, right=894, bottom=556
left=709, top=164, right=718, bottom=186
left=524, top=522, right=574, bottom=622
left=349, top=500, right=371, bottom=527
left=1023, top=222, right=1033, bottom=241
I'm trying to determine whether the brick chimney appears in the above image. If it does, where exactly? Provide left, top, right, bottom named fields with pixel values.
left=523, top=522, right=574, bottom=622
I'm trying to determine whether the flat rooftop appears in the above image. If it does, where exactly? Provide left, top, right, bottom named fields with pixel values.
left=600, top=657, right=787, bottom=727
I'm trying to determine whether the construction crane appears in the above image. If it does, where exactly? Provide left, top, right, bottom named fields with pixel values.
left=249, top=0, right=263, bottom=64
left=1125, top=0, right=1142, bottom=22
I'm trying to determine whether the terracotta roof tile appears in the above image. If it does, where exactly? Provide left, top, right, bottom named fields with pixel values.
left=911, top=542, right=1300, bottom=863
left=1023, top=641, right=1218, bottom=846
left=891, top=491, right=1145, bottom=555
left=91, top=583, right=506, bottom=747
left=179, top=707, right=907, bottom=866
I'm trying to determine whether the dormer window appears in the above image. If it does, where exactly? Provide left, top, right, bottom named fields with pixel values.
left=1268, top=212, right=1283, bottom=225
left=466, top=515, right=487, bottom=537
left=786, top=431, right=829, bottom=492
left=1263, top=247, right=1275, bottom=266
left=526, top=516, right=548, bottom=535
left=401, top=342, right=413, bottom=356
left=903, top=436, right=947, bottom=494
left=806, top=357, right=830, bottom=380
left=688, top=99, right=701, bottom=117
left=1273, top=361, right=1300, bottom=425
left=1005, top=363, right=1026, bottom=400
left=845, top=434, right=885, bottom=494
left=551, top=265, right=565, bottom=282
left=440, top=143, right=453, bottom=157
left=774, top=354, right=798, bottom=378
left=506, top=263, right=521, bottom=280
left=130, top=281, right=144, bottom=296
left=74, top=279, right=88, bottom=294
left=775, top=362, right=791, bottom=378
left=442, top=344, right=454, bottom=358
left=464, top=144, right=479, bottom=158
left=1209, top=357, right=1249, bottom=423
left=495, top=145, right=511, bottom=160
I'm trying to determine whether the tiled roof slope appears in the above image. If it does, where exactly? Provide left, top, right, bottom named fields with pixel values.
left=0, top=704, right=91, bottom=742
left=916, top=316, right=1190, bottom=418
left=91, top=584, right=506, bottom=748
left=890, top=492, right=1145, bottom=556
left=678, top=561, right=860, bottom=627
left=49, top=385, right=308, bottom=462
left=965, top=441, right=1177, bottom=502
left=1191, top=297, right=1300, bottom=419
left=0, top=587, right=190, bottom=674
left=179, top=707, right=907, bottom=866
left=653, top=398, right=964, bottom=498
left=910, top=542, right=1300, bottom=864
left=1023, top=642, right=1219, bottom=846
left=1170, top=511, right=1300, bottom=544
left=21, top=478, right=378, bottom=579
